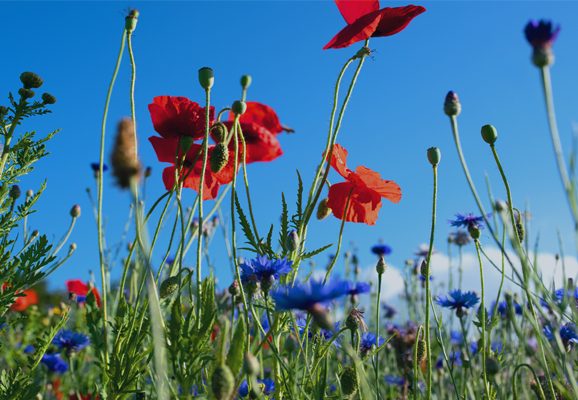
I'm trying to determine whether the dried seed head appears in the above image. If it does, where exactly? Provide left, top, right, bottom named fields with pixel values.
left=111, top=118, right=141, bottom=188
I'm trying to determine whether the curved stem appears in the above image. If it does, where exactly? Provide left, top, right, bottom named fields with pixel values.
left=127, top=31, right=138, bottom=162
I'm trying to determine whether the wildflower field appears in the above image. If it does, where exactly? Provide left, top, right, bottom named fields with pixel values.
left=2, top=1, right=578, bottom=399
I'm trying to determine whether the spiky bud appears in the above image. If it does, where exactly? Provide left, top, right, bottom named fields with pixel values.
left=481, top=124, right=498, bottom=145
left=70, top=204, right=81, bottom=218
left=240, top=75, right=252, bottom=90
left=20, top=72, right=43, bottom=89
left=316, top=198, right=331, bottom=220
left=18, top=88, right=34, bottom=99
left=159, top=276, right=180, bottom=298
left=285, top=230, right=300, bottom=252
left=444, top=91, right=461, bottom=117
left=9, top=185, right=21, bottom=200
left=111, top=118, right=141, bottom=188
left=210, top=143, right=229, bottom=173
left=198, top=67, right=214, bottom=90
left=243, top=352, right=260, bottom=376
left=41, top=93, right=56, bottom=104
left=125, top=9, right=139, bottom=32
left=340, top=367, right=358, bottom=396
left=211, top=365, right=235, bottom=400
left=376, top=256, right=386, bottom=275
left=211, top=122, right=228, bottom=143
left=427, top=147, right=441, bottom=166
left=232, top=100, right=247, bottom=116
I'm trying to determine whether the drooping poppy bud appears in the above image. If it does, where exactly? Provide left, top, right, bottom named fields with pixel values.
left=316, top=198, right=331, bottom=220
left=159, top=276, right=179, bottom=298
left=70, top=204, right=81, bottom=218
left=340, top=366, right=358, bottom=396
left=211, top=364, right=234, bottom=400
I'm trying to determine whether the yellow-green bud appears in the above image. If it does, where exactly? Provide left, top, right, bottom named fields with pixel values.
left=316, top=198, right=331, bottom=220
left=376, top=256, right=386, bottom=275
left=198, top=67, right=214, bottom=90
left=232, top=100, right=247, bottom=116
left=481, top=124, right=498, bottom=145
left=210, top=143, right=229, bottom=173
left=240, top=75, right=252, bottom=90
left=41, top=93, right=56, bottom=104
left=20, top=72, right=43, bottom=89
left=211, top=365, right=235, bottom=400
left=340, top=366, right=358, bottom=396
left=70, top=204, right=81, bottom=218
left=159, top=276, right=179, bottom=298
left=427, top=147, right=441, bottom=166
left=125, top=9, right=139, bottom=32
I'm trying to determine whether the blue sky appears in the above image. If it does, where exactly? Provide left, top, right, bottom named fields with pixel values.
left=2, top=1, right=578, bottom=292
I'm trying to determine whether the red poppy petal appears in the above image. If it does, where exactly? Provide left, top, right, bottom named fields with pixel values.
left=323, top=9, right=383, bottom=50
left=237, top=102, right=283, bottom=134
left=373, top=5, right=426, bottom=37
left=163, top=161, right=222, bottom=200
left=325, top=143, right=351, bottom=179
left=354, top=166, right=402, bottom=203
left=149, top=136, right=179, bottom=163
left=335, top=0, right=380, bottom=24
left=239, top=122, right=283, bottom=163
left=148, top=96, right=213, bottom=140
left=161, top=166, right=177, bottom=191
left=11, top=289, right=38, bottom=312
left=66, top=280, right=89, bottom=295
left=327, top=181, right=382, bottom=225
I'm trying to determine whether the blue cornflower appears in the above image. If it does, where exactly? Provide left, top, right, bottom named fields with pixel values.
left=436, top=351, right=462, bottom=369
left=384, top=375, right=405, bottom=387
left=494, top=300, right=523, bottom=318
left=560, top=323, right=578, bottom=346
left=238, top=378, right=275, bottom=397
left=525, top=20, right=560, bottom=49
left=450, top=330, right=463, bottom=346
left=90, top=162, right=108, bottom=173
left=41, top=353, right=68, bottom=373
left=554, top=287, right=578, bottom=306
left=23, top=344, right=35, bottom=354
left=240, top=255, right=293, bottom=289
left=347, top=281, right=371, bottom=296
left=360, top=332, right=384, bottom=354
left=449, top=213, right=484, bottom=231
left=382, top=303, right=397, bottom=319
left=53, top=330, right=90, bottom=353
left=371, top=243, right=392, bottom=257
left=435, top=290, right=479, bottom=316
left=469, top=341, right=503, bottom=356
left=272, top=278, right=351, bottom=311
left=543, top=325, right=554, bottom=341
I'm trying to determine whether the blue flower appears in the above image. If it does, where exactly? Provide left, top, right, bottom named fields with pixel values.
left=240, top=256, right=293, bottom=286
left=347, top=281, right=370, bottom=296
left=53, top=330, right=90, bottom=353
left=23, top=344, right=35, bottom=354
left=238, top=378, right=275, bottom=397
left=493, top=300, right=523, bottom=318
left=382, top=303, right=397, bottom=319
left=525, top=20, right=560, bottom=49
left=360, top=332, right=384, bottom=353
left=371, top=243, right=392, bottom=257
left=384, top=375, right=405, bottom=387
left=436, top=351, right=462, bottom=369
left=450, top=330, right=463, bottom=346
left=272, top=279, right=351, bottom=311
left=435, top=290, right=479, bottom=314
left=543, top=325, right=554, bottom=341
left=90, top=162, right=108, bottom=173
left=41, top=353, right=68, bottom=373
left=449, top=213, right=485, bottom=230
left=560, top=323, right=578, bottom=346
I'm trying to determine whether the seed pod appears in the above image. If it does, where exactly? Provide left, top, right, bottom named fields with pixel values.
left=211, top=364, right=235, bottom=400
left=340, top=366, right=358, bottom=396
left=210, top=143, right=229, bottom=173
left=111, top=118, right=141, bottom=189
left=159, top=276, right=179, bottom=298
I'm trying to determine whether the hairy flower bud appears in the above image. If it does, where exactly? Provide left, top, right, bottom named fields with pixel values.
left=125, top=9, right=139, bottom=32
left=340, top=366, right=358, bottom=396
left=232, top=100, right=247, bottom=116
left=159, top=276, right=180, bottom=298
left=41, top=92, right=56, bottom=104
left=211, top=122, right=228, bottom=143
left=485, top=357, right=499, bottom=376
left=9, top=185, right=21, bottom=200
left=20, top=72, right=43, bottom=89
left=211, top=365, right=235, bottom=400
left=198, top=67, right=214, bottom=90
left=316, top=198, right=331, bottom=220
left=285, top=230, right=300, bottom=252
left=70, top=204, right=81, bottom=218
left=416, top=338, right=427, bottom=365
left=210, top=143, right=229, bottom=173
left=309, top=303, right=333, bottom=331
left=18, top=88, right=34, bottom=99
left=481, top=124, right=498, bottom=145
left=240, top=75, right=252, bottom=90
left=111, top=118, right=141, bottom=188
left=376, top=256, right=386, bottom=275
left=243, top=352, right=260, bottom=376
left=444, top=90, right=461, bottom=117
left=427, top=147, right=441, bottom=166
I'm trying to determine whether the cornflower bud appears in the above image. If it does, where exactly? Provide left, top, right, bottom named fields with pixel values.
left=376, top=256, right=386, bottom=275
left=70, top=204, right=81, bottom=218
left=444, top=91, right=461, bottom=117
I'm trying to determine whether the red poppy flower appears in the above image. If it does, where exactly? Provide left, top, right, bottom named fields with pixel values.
left=224, top=101, right=284, bottom=163
left=325, top=144, right=401, bottom=224
left=66, top=280, right=101, bottom=307
left=148, top=96, right=214, bottom=140
left=324, top=0, right=426, bottom=49
left=10, top=289, right=38, bottom=312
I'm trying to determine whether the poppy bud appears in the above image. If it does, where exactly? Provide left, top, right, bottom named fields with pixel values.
left=532, top=47, right=554, bottom=68
left=240, top=75, right=252, bottom=90
left=9, top=185, right=21, bottom=200
left=444, top=91, right=461, bottom=117
left=111, top=118, right=141, bottom=188
left=210, top=143, right=229, bottom=173
left=316, top=198, right=331, bottom=220
left=232, top=100, right=247, bottom=116
left=69, top=243, right=77, bottom=252
left=211, top=364, right=235, bottom=400
left=285, top=230, right=300, bottom=252
left=427, top=147, right=441, bottom=166
left=70, top=204, right=81, bottom=218
left=198, top=67, right=214, bottom=90
left=340, top=366, right=358, bottom=396
left=243, top=352, right=260, bottom=376
left=125, top=9, right=139, bottom=33
left=18, top=88, right=34, bottom=99
left=481, top=124, right=498, bottom=145
left=211, top=122, right=228, bottom=143
left=376, top=256, right=386, bottom=275
left=160, top=276, right=180, bottom=298
left=41, top=93, right=56, bottom=104
left=20, top=72, right=43, bottom=89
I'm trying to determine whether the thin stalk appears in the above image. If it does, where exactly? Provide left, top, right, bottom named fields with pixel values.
left=51, top=216, right=77, bottom=256
left=375, top=270, right=382, bottom=399
left=127, top=31, right=138, bottom=161
left=474, top=239, right=490, bottom=399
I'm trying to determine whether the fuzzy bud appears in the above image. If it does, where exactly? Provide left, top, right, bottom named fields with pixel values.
left=18, top=88, right=34, bottom=99
left=486, top=358, right=500, bottom=376
left=20, top=72, right=43, bottom=89
left=211, top=122, right=228, bottom=143
left=427, top=147, right=441, bottom=166
left=125, top=9, right=139, bottom=32
left=232, top=100, right=247, bottom=116
left=159, top=276, right=180, bottom=298
left=285, top=230, right=300, bottom=252
left=111, top=118, right=141, bottom=188
left=340, top=367, right=358, bottom=396
left=210, top=143, right=229, bottom=173
left=444, top=91, right=461, bottom=117
left=376, top=256, right=386, bottom=275
left=243, top=352, right=260, bottom=376
left=211, top=365, right=235, bottom=400
left=198, top=67, right=214, bottom=90
left=70, top=204, right=81, bottom=218
left=240, top=74, right=252, bottom=90
left=9, top=185, right=21, bottom=200
left=316, top=198, right=331, bottom=220
left=515, top=214, right=525, bottom=243
left=481, top=124, right=498, bottom=145
left=41, top=92, right=56, bottom=104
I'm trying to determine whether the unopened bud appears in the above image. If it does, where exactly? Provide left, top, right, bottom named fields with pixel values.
left=41, top=93, right=56, bottom=104
left=231, top=100, right=247, bottom=116
left=228, top=280, right=240, bottom=297
left=70, top=204, right=81, bottom=218
left=240, top=75, right=252, bottom=90
left=376, top=257, right=386, bottom=275
left=211, top=122, right=228, bottom=143
left=427, top=147, right=441, bottom=166
left=481, top=124, right=498, bottom=145
left=198, top=67, right=214, bottom=90
left=69, top=243, right=77, bottom=252
left=9, top=185, right=21, bottom=199
left=340, top=366, right=358, bottom=396
left=159, top=276, right=180, bottom=298
left=309, top=303, right=333, bottom=331
left=31, top=230, right=39, bottom=238
left=243, top=352, right=260, bottom=376
left=468, top=225, right=480, bottom=240
left=144, top=166, right=152, bottom=178
left=26, top=189, right=33, bottom=198
left=285, top=230, right=300, bottom=252
left=20, top=72, right=43, bottom=89
left=417, top=338, right=427, bottom=364
left=211, top=365, right=235, bottom=400
left=444, top=91, right=461, bottom=117
left=316, top=198, right=331, bottom=220
left=18, top=88, right=34, bottom=99
left=125, top=9, right=139, bottom=32
left=485, top=357, right=500, bottom=375
left=210, top=143, right=229, bottom=173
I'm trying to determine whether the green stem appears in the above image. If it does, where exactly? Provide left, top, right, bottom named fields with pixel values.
left=474, top=239, right=490, bottom=399
left=424, top=165, right=437, bottom=400
left=375, top=271, right=382, bottom=400
left=127, top=31, right=138, bottom=161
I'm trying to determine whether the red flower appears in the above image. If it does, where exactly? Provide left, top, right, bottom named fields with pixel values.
left=148, top=96, right=213, bottom=140
left=10, top=289, right=38, bottom=312
left=325, top=144, right=401, bottom=224
left=324, top=0, right=426, bottom=49
left=66, top=280, right=101, bottom=307
left=225, top=101, right=285, bottom=163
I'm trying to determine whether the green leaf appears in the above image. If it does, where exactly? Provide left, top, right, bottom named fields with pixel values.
left=301, top=243, right=333, bottom=260
left=234, top=193, right=260, bottom=253
left=279, top=193, right=289, bottom=253
left=226, top=317, right=246, bottom=376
